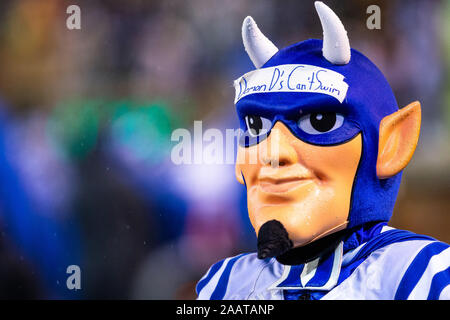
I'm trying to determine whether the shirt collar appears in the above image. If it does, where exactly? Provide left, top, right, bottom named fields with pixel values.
left=268, top=241, right=343, bottom=291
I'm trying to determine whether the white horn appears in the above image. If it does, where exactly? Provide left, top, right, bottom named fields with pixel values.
left=315, top=1, right=351, bottom=65
left=242, top=16, right=278, bottom=68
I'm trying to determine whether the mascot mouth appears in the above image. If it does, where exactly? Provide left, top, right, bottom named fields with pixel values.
left=257, top=220, right=293, bottom=259
left=259, top=179, right=314, bottom=194
left=257, top=164, right=315, bottom=194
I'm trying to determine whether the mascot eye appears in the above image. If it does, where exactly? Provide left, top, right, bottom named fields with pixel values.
left=298, top=112, right=344, bottom=135
left=245, top=115, right=272, bottom=137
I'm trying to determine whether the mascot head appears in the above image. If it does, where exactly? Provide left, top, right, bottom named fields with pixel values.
left=234, top=2, right=421, bottom=258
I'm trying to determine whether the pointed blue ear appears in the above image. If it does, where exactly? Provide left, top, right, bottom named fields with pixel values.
left=376, top=101, right=421, bottom=179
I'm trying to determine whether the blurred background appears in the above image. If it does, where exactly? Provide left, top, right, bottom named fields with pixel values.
left=0, top=0, right=448, bottom=299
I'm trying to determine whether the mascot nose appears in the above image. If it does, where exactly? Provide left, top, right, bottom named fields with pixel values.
left=262, top=122, right=298, bottom=168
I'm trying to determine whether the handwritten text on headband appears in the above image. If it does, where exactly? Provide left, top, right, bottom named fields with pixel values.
left=234, top=64, right=349, bottom=104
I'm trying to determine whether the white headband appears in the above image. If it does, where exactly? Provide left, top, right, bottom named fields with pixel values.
left=234, top=64, right=349, bottom=104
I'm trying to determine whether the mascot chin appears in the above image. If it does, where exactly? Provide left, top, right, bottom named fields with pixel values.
left=196, top=2, right=450, bottom=300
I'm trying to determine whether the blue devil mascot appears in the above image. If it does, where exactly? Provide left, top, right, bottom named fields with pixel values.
left=197, top=2, right=450, bottom=300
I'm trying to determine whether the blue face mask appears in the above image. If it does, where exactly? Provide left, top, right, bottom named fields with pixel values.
left=237, top=91, right=361, bottom=148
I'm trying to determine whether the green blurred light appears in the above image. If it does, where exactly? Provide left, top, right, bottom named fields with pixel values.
left=47, top=99, right=101, bottom=160
left=110, top=100, right=174, bottom=164
left=47, top=98, right=177, bottom=163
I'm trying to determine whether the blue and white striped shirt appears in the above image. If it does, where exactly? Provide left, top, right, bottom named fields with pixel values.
left=196, top=226, right=450, bottom=300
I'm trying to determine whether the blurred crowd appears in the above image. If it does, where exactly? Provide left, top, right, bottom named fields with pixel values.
left=0, top=0, right=448, bottom=299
